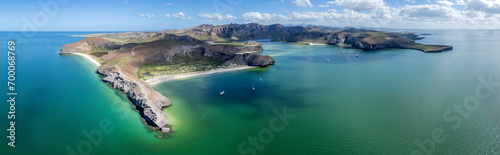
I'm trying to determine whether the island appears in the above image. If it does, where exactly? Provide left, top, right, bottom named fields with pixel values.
left=60, top=23, right=452, bottom=135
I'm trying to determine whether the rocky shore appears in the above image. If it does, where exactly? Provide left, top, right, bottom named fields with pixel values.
left=145, top=66, right=254, bottom=85
left=97, top=66, right=172, bottom=132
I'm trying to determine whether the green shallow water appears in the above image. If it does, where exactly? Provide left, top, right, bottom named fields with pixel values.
left=2, top=30, right=500, bottom=154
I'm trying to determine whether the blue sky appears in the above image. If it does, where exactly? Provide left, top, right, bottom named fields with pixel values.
left=1, top=0, right=499, bottom=31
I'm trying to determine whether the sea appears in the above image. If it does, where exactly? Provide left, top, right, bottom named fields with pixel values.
left=1, top=30, right=500, bottom=154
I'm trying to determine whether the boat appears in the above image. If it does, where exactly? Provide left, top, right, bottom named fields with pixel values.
left=259, top=77, right=262, bottom=82
left=220, top=90, right=225, bottom=96
left=355, top=54, right=359, bottom=57
left=252, top=83, right=255, bottom=92
left=326, top=59, right=330, bottom=63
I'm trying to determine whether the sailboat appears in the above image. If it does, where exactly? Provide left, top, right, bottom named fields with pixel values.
left=219, top=90, right=225, bottom=96
left=252, top=83, right=255, bottom=92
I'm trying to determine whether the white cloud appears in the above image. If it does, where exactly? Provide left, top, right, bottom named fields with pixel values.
left=173, top=12, right=192, bottom=20
left=198, top=13, right=237, bottom=20
left=326, top=9, right=338, bottom=12
left=242, top=12, right=289, bottom=22
left=139, top=13, right=155, bottom=18
left=165, top=14, right=171, bottom=18
left=436, top=0, right=454, bottom=6
left=239, top=6, right=500, bottom=28
left=318, top=4, right=331, bottom=7
left=165, top=3, right=173, bottom=6
left=399, top=4, right=460, bottom=19
left=461, top=0, right=500, bottom=14
left=291, top=0, right=313, bottom=7
left=124, top=1, right=128, bottom=4
left=290, top=9, right=376, bottom=24
left=326, top=0, right=386, bottom=11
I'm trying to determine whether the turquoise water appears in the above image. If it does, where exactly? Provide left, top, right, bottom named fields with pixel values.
left=1, top=30, right=500, bottom=154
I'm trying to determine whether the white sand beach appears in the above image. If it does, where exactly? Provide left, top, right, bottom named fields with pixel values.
left=306, top=43, right=328, bottom=45
left=145, top=66, right=255, bottom=85
left=73, top=53, right=101, bottom=68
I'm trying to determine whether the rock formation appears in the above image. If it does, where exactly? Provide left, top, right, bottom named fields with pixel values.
left=97, top=66, right=171, bottom=130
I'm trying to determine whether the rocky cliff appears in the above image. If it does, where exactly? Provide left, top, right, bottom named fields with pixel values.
left=97, top=66, right=171, bottom=132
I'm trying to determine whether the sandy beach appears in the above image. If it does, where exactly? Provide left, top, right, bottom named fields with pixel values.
left=145, top=66, right=255, bottom=85
left=73, top=53, right=101, bottom=68
left=306, top=43, right=328, bottom=45
left=72, top=51, right=256, bottom=86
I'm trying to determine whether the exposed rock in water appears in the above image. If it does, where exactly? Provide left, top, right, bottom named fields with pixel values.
left=160, top=127, right=170, bottom=133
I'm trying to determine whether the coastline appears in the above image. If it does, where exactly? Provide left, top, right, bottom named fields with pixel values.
left=145, top=66, right=255, bottom=85
left=73, top=53, right=101, bottom=68
left=306, top=43, right=328, bottom=45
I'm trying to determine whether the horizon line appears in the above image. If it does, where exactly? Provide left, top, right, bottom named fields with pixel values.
left=1, top=28, right=499, bottom=32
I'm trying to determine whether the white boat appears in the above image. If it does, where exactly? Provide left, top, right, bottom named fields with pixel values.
left=326, top=59, right=330, bottom=63
left=220, top=90, right=225, bottom=96
left=259, top=77, right=262, bottom=82
left=252, top=83, right=255, bottom=91
left=355, top=54, right=359, bottom=57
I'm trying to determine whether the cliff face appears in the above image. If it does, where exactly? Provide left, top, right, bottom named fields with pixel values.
left=97, top=66, right=171, bottom=131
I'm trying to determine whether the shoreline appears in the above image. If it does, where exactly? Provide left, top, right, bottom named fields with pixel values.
left=145, top=66, right=255, bottom=85
left=73, top=53, right=101, bottom=68
left=305, top=43, right=327, bottom=45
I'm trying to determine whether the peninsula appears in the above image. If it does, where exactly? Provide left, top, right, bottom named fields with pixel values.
left=60, top=33, right=274, bottom=133
left=60, top=23, right=452, bottom=134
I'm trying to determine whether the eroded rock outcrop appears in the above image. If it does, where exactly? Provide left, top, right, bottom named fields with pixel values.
left=97, top=66, right=171, bottom=131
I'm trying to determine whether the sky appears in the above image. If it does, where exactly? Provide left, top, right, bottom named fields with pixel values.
left=1, top=0, right=499, bottom=31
